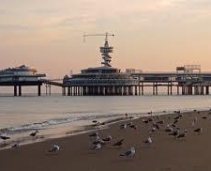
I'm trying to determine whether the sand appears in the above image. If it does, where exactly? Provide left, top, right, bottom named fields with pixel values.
left=1, top=110, right=211, bottom=171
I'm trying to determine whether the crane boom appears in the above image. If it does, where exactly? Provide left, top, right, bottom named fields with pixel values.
left=83, top=32, right=114, bottom=42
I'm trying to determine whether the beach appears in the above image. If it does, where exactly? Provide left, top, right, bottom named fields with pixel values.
left=0, top=110, right=211, bottom=171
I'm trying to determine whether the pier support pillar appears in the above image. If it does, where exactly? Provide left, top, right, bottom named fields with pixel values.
left=188, top=86, right=192, bottom=95
left=73, top=87, right=76, bottom=96
left=169, top=85, right=171, bottom=95
left=14, top=85, right=17, bottom=96
left=112, top=86, right=115, bottom=95
left=18, top=86, right=22, bottom=96
left=167, top=83, right=170, bottom=95
left=153, top=83, right=158, bottom=95
left=194, top=86, right=199, bottom=95
left=123, top=86, right=127, bottom=95
left=129, top=86, right=133, bottom=95
left=138, top=85, right=141, bottom=95
left=200, top=86, right=204, bottom=95
left=62, top=87, right=66, bottom=96
left=135, top=86, right=137, bottom=95
left=167, top=83, right=173, bottom=95
left=182, top=85, right=186, bottom=95
left=206, top=86, right=209, bottom=95
left=177, top=86, right=179, bottom=95
left=38, top=85, right=41, bottom=96
left=67, top=87, right=70, bottom=96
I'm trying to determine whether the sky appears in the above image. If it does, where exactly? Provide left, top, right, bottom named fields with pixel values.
left=1, top=0, right=211, bottom=78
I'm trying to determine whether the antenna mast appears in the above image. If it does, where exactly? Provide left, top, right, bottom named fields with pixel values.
left=83, top=32, right=114, bottom=67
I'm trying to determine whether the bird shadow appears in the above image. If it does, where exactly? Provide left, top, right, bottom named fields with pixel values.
left=44, top=152, right=59, bottom=156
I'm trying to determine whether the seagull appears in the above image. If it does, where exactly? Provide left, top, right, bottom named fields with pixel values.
left=119, top=123, right=127, bottom=130
left=89, top=132, right=98, bottom=137
left=92, top=138, right=105, bottom=145
left=142, top=119, right=149, bottom=124
left=119, top=147, right=135, bottom=157
left=174, top=110, right=181, bottom=114
left=169, top=129, right=179, bottom=138
left=92, top=120, right=98, bottom=123
left=165, top=125, right=173, bottom=132
left=149, top=127, right=156, bottom=133
left=173, top=119, right=179, bottom=125
left=143, top=136, right=153, bottom=144
left=30, top=130, right=39, bottom=137
left=91, top=143, right=102, bottom=150
left=0, top=134, right=11, bottom=141
left=113, top=138, right=124, bottom=147
left=129, top=123, right=137, bottom=130
left=177, top=130, right=187, bottom=139
left=193, top=127, right=203, bottom=134
left=202, top=116, right=207, bottom=120
left=152, top=122, right=160, bottom=130
left=191, top=117, right=197, bottom=127
left=147, top=111, right=152, bottom=116
left=12, top=141, right=20, bottom=148
left=48, top=144, right=60, bottom=152
left=102, top=135, right=112, bottom=142
left=156, top=120, right=164, bottom=125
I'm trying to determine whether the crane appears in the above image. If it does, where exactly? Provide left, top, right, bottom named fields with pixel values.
left=83, top=32, right=115, bottom=67
left=83, top=32, right=114, bottom=43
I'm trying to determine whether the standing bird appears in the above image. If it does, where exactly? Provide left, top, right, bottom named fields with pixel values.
left=92, top=137, right=105, bottom=145
left=102, top=135, right=112, bottom=142
left=169, top=129, right=179, bottom=138
left=165, top=124, right=173, bottom=132
left=202, top=116, right=207, bottom=120
left=48, top=144, right=60, bottom=152
left=143, top=136, right=153, bottom=145
left=191, top=117, right=197, bottom=127
left=193, top=127, right=203, bottom=134
left=129, top=123, right=137, bottom=130
left=119, top=123, right=127, bottom=130
left=30, top=130, right=39, bottom=137
left=0, top=134, right=10, bottom=142
left=119, top=147, right=135, bottom=157
left=113, top=138, right=124, bottom=147
left=12, top=141, right=20, bottom=148
left=91, top=143, right=102, bottom=150
left=89, top=132, right=98, bottom=138
left=177, top=130, right=187, bottom=139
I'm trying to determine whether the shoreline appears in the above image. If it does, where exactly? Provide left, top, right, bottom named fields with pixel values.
left=0, top=107, right=210, bottom=150
left=1, top=109, right=211, bottom=170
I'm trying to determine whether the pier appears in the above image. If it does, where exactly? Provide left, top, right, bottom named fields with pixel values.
left=2, top=65, right=211, bottom=96
left=0, top=65, right=45, bottom=96
left=61, top=70, right=211, bottom=96
left=1, top=39, right=211, bottom=96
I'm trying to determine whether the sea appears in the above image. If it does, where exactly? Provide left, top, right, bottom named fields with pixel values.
left=0, top=94, right=211, bottom=146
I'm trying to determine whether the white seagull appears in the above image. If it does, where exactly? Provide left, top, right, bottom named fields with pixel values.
left=91, top=143, right=102, bottom=150
left=119, top=147, right=135, bottom=157
left=12, top=141, right=20, bottom=148
left=119, top=123, right=127, bottom=130
left=48, top=144, right=60, bottom=152
left=143, top=136, right=153, bottom=144
left=191, top=117, right=197, bottom=127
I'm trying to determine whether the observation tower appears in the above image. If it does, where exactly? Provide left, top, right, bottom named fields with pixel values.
left=63, top=33, right=138, bottom=96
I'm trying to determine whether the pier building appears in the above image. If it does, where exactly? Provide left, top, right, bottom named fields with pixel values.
left=63, top=33, right=139, bottom=96
left=0, top=65, right=46, bottom=96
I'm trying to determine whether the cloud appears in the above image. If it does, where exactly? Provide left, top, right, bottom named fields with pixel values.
left=0, top=24, right=35, bottom=31
left=1, top=0, right=211, bottom=32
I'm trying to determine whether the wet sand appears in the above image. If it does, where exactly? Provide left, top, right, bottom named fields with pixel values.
left=0, top=110, right=211, bottom=171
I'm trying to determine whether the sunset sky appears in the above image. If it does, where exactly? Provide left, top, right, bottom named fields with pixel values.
left=1, top=0, right=211, bottom=78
